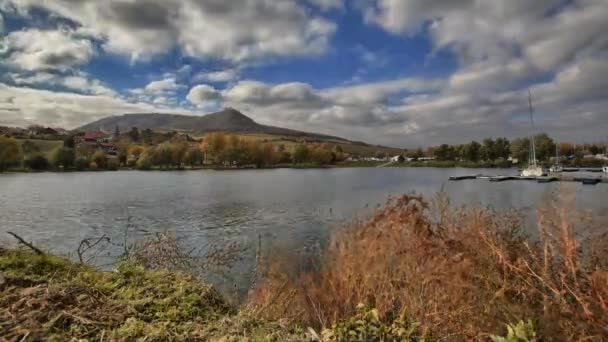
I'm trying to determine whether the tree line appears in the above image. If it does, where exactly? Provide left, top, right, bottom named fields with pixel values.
left=412, top=134, right=606, bottom=166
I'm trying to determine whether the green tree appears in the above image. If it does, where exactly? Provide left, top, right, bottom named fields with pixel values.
left=494, top=137, right=511, bottom=160
left=184, top=148, right=204, bottom=166
left=51, top=147, right=75, bottom=170
left=292, top=144, right=309, bottom=164
left=24, top=154, right=49, bottom=171
left=170, top=139, right=189, bottom=168
left=141, top=129, right=153, bottom=144
left=510, top=138, right=530, bottom=164
left=481, top=138, right=497, bottom=161
left=63, top=135, right=76, bottom=148
left=463, top=141, right=481, bottom=162
left=534, top=133, right=555, bottom=161
left=434, top=144, right=457, bottom=161
left=128, top=127, right=140, bottom=142
left=0, top=136, right=22, bottom=171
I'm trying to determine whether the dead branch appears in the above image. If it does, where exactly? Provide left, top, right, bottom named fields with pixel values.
left=7, top=232, right=44, bottom=255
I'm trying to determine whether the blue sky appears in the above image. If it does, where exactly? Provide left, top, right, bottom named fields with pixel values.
left=0, top=0, right=607, bottom=147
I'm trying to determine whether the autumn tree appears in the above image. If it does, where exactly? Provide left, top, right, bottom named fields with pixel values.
left=0, top=136, right=22, bottom=171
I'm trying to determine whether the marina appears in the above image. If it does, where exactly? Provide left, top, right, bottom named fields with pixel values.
left=449, top=173, right=607, bottom=185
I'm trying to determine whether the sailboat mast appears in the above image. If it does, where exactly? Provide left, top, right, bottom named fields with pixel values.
left=528, top=90, right=538, bottom=168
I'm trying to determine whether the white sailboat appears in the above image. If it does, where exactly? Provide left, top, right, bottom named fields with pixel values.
left=521, top=90, right=544, bottom=177
left=549, top=144, right=563, bottom=173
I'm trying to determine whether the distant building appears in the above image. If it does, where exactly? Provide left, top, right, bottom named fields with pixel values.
left=76, top=131, right=116, bottom=154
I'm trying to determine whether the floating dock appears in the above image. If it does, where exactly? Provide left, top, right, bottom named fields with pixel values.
left=449, top=174, right=607, bottom=185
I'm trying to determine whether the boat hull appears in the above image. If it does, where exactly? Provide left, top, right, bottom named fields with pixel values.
left=521, top=167, right=544, bottom=177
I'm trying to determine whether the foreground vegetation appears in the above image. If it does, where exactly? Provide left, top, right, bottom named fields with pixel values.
left=2, top=190, right=607, bottom=341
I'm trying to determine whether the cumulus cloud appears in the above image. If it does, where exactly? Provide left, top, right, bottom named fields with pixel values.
left=144, top=78, right=180, bottom=94
left=7, top=0, right=336, bottom=62
left=8, top=72, right=115, bottom=96
left=0, top=83, right=191, bottom=128
left=187, top=84, right=222, bottom=106
left=2, top=28, right=94, bottom=72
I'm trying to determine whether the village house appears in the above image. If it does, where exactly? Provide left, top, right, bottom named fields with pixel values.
left=76, top=131, right=117, bottom=155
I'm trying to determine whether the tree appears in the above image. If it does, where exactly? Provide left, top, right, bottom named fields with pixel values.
left=128, top=127, right=140, bottom=142
left=25, top=154, right=49, bottom=170
left=115, top=138, right=132, bottom=166
left=170, top=139, right=189, bottom=168
left=494, top=137, right=511, bottom=160
left=0, top=136, right=22, bottom=171
left=407, top=148, right=424, bottom=161
left=184, top=148, right=204, bottom=166
left=136, top=148, right=154, bottom=170
left=510, top=138, right=530, bottom=164
left=434, top=144, right=457, bottom=161
left=153, top=143, right=173, bottom=168
left=292, top=144, right=309, bottom=164
left=481, top=138, right=497, bottom=161
left=534, top=133, right=555, bottom=161
left=64, top=135, right=76, bottom=148
left=141, top=128, right=153, bottom=144
left=92, top=150, right=108, bottom=169
left=51, top=147, right=75, bottom=170
left=463, top=141, right=481, bottom=162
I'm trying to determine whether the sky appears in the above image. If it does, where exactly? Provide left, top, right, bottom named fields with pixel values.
left=0, top=0, right=607, bottom=147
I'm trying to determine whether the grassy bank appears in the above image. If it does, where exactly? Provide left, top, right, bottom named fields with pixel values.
left=0, top=248, right=307, bottom=341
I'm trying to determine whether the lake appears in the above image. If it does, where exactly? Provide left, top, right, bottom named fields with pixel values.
left=1, top=168, right=607, bottom=293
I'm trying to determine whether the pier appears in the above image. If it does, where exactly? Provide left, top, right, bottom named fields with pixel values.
left=449, top=174, right=607, bottom=185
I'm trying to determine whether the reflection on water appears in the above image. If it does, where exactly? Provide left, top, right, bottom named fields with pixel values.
left=1, top=168, right=607, bottom=292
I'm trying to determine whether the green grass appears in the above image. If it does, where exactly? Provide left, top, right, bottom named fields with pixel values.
left=0, top=248, right=306, bottom=341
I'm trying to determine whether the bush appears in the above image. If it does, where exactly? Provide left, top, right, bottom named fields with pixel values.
left=92, top=150, right=107, bottom=169
left=249, top=193, right=608, bottom=340
left=75, top=157, right=89, bottom=171
left=24, top=154, right=49, bottom=170
left=0, top=135, right=22, bottom=171
left=50, top=147, right=75, bottom=170
left=107, top=158, right=120, bottom=171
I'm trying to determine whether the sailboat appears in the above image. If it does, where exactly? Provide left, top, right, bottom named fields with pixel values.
left=549, top=144, right=563, bottom=173
left=521, top=90, right=545, bottom=177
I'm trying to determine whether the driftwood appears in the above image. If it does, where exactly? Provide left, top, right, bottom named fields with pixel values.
left=7, top=232, right=44, bottom=255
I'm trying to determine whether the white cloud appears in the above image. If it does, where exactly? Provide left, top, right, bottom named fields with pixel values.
left=3, top=28, right=94, bottom=71
left=309, top=0, right=343, bottom=11
left=8, top=72, right=115, bottom=96
left=8, top=0, right=337, bottom=62
left=144, top=78, right=180, bottom=94
left=187, top=84, right=222, bottom=106
left=0, top=82, right=191, bottom=129
left=194, top=69, right=239, bottom=83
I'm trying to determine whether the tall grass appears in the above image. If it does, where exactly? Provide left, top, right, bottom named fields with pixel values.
left=247, top=192, right=608, bottom=340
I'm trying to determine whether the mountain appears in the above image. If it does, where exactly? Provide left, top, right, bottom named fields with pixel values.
left=78, top=108, right=349, bottom=142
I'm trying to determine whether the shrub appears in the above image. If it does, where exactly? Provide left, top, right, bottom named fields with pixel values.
left=107, top=158, right=120, bottom=171
left=92, top=150, right=107, bottom=169
left=74, top=157, right=89, bottom=171
left=50, top=147, right=75, bottom=170
left=24, top=154, right=49, bottom=170
left=249, top=193, right=608, bottom=340
left=0, top=135, right=22, bottom=171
